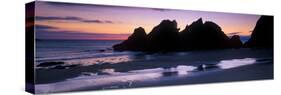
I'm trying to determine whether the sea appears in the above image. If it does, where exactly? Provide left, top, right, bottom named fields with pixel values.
left=36, top=38, right=250, bottom=64
left=36, top=40, right=130, bottom=64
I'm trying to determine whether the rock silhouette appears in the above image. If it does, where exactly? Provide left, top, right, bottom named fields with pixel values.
left=113, top=18, right=251, bottom=52
left=244, top=15, right=273, bottom=47
left=229, top=35, right=243, bottom=48
left=113, top=27, right=147, bottom=51
left=146, top=20, right=181, bottom=52
left=180, top=18, right=230, bottom=50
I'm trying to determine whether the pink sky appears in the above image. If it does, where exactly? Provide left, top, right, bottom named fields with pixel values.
left=34, top=1, right=260, bottom=40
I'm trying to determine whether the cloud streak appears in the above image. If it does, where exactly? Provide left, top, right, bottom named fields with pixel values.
left=35, top=16, right=116, bottom=24
left=227, top=32, right=243, bottom=36
left=36, top=30, right=130, bottom=40
left=151, top=8, right=170, bottom=12
left=34, top=24, right=129, bottom=40
left=35, top=25, right=58, bottom=30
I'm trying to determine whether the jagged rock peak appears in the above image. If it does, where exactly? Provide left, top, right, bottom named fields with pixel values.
left=244, top=15, right=273, bottom=47
left=159, top=19, right=178, bottom=28
left=132, top=27, right=146, bottom=36
left=193, top=18, right=203, bottom=25
left=204, top=21, right=222, bottom=31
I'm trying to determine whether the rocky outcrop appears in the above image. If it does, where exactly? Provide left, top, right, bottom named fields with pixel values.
left=229, top=35, right=243, bottom=48
left=244, top=16, right=273, bottom=47
left=113, top=18, right=245, bottom=52
left=146, top=20, right=181, bottom=52
left=180, top=18, right=231, bottom=50
left=113, top=27, right=147, bottom=51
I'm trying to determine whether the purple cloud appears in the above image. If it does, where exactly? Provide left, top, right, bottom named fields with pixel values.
left=35, top=16, right=116, bottom=24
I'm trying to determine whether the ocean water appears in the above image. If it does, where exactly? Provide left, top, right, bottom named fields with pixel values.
left=36, top=40, right=128, bottom=64
left=35, top=39, right=252, bottom=65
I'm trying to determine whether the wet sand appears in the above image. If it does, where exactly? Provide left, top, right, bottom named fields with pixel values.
left=34, top=48, right=273, bottom=94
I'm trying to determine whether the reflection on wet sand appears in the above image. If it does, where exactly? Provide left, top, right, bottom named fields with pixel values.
left=218, top=58, right=256, bottom=69
left=35, top=57, right=271, bottom=93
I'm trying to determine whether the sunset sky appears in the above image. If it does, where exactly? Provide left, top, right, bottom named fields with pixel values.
left=34, top=1, right=261, bottom=40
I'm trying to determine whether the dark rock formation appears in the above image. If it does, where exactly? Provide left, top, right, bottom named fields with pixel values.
left=113, top=18, right=246, bottom=52
left=180, top=18, right=204, bottom=50
left=146, top=20, right=181, bottom=52
left=113, top=27, right=147, bottom=51
left=244, top=15, right=273, bottom=47
left=37, top=62, right=65, bottom=67
left=229, top=35, right=243, bottom=48
left=197, top=64, right=219, bottom=71
left=180, top=18, right=231, bottom=50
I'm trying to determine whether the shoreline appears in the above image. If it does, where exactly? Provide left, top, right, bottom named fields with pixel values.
left=34, top=48, right=273, bottom=93
left=35, top=62, right=273, bottom=93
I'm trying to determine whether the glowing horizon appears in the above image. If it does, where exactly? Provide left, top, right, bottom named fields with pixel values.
left=33, top=1, right=261, bottom=40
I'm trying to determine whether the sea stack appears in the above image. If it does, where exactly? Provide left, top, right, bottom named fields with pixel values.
left=229, top=35, right=243, bottom=48
left=244, top=16, right=273, bottom=47
left=113, top=27, right=147, bottom=51
left=146, top=20, right=181, bottom=52
left=113, top=18, right=244, bottom=52
left=180, top=18, right=231, bottom=50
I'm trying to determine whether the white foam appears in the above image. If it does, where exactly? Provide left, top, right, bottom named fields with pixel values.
left=218, top=58, right=256, bottom=69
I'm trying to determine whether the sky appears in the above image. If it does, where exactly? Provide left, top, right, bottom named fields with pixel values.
left=33, top=1, right=261, bottom=40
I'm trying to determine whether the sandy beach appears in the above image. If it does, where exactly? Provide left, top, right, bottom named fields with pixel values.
left=35, top=48, right=273, bottom=93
